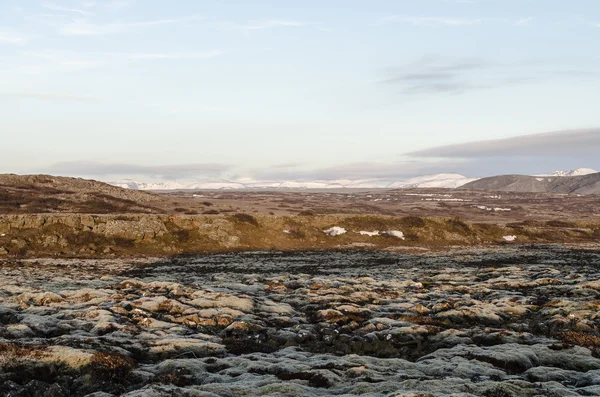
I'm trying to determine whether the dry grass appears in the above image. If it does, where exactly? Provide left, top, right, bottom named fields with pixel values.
left=0, top=342, right=46, bottom=365
left=559, top=331, right=600, bottom=348
left=89, top=351, right=135, bottom=378
left=230, top=213, right=259, bottom=226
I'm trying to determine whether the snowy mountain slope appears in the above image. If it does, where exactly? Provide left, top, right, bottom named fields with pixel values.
left=386, top=173, right=478, bottom=189
left=110, top=169, right=597, bottom=191
left=547, top=168, right=598, bottom=177
left=110, top=173, right=477, bottom=190
left=533, top=168, right=598, bottom=177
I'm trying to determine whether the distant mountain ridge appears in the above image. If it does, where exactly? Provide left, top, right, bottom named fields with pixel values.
left=110, top=168, right=597, bottom=191
left=461, top=170, right=600, bottom=194
left=110, top=173, right=478, bottom=191
left=540, top=168, right=598, bottom=177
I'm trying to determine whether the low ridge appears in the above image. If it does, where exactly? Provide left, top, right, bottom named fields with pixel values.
left=461, top=172, right=600, bottom=194
left=0, top=174, right=162, bottom=214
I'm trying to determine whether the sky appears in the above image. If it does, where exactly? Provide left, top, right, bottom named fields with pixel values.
left=1, top=0, right=600, bottom=183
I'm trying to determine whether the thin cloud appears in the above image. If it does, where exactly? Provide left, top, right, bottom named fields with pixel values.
left=41, top=2, right=92, bottom=16
left=127, top=50, right=226, bottom=60
left=241, top=19, right=310, bottom=30
left=217, top=19, right=318, bottom=35
left=270, top=162, right=305, bottom=169
left=58, top=18, right=180, bottom=36
left=46, top=161, right=233, bottom=179
left=0, top=92, right=99, bottom=102
left=92, top=0, right=136, bottom=11
left=253, top=160, right=469, bottom=181
left=379, top=55, right=595, bottom=95
left=0, top=30, right=27, bottom=45
left=21, top=49, right=224, bottom=73
left=516, top=17, right=535, bottom=26
left=379, top=16, right=483, bottom=27
left=380, top=56, right=490, bottom=94
left=406, top=128, right=600, bottom=158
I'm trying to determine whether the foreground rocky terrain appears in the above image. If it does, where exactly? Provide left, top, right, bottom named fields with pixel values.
left=3, top=246, right=600, bottom=396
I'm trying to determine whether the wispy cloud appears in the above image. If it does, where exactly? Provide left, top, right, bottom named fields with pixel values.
left=270, top=162, right=305, bottom=169
left=41, top=2, right=92, bottom=16
left=0, top=91, right=99, bottom=102
left=380, top=55, right=490, bottom=94
left=516, top=17, right=535, bottom=26
left=84, top=0, right=136, bottom=11
left=45, top=161, right=233, bottom=179
left=0, top=30, right=28, bottom=45
left=379, top=55, right=596, bottom=96
left=22, top=49, right=226, bottom=73
left=406, top=128, right=600, bottom=158
left=217, top=19, right=317, bottom=35
left=22, top=50, right=106, bottom=71
left=378, top=15, right=538, bottom=28
left=379, top=16, right=482, bottom=27
left=252, top=160, right=470, bottom=181
left=127, top=50, right=226, bottom=60
left=58, top=17, right=190, bottom=36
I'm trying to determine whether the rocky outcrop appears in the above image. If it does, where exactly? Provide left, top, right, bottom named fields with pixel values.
left=1, top=214, right=599, bottom=258
left=461, top=172, right=600, bottom=194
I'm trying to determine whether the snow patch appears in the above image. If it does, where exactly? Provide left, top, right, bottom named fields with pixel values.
left=476, top=206, right=511, bottom=212
left=359, top=231, right=380, bottom=236
left=503, top=235, right=517, bottom=242
left=383, top=230, right=405, bottom=240
left=426, top=198, right=470, bottom=202
left=323, top=227, right=347, bottom=236
left=548, top=168, right=598, bottom=177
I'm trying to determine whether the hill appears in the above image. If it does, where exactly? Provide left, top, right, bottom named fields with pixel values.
left=0, top=174, right=162, bottom=214
left=461, top=172, right=600, bottom=194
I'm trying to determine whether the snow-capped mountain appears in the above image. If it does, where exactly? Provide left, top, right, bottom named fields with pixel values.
left=548, top=168, right=598, bottom=177
left=385, top=173, right=478, bottom=189
left=110, top=169, right=597, bottom=191
left=110, top=173, right=478, bottom=191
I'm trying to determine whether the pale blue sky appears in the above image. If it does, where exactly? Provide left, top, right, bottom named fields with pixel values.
left=1, top=0, right=599, bottom=181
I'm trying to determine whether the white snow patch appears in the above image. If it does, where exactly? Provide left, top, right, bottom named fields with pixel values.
left=323, top=227, right=347, bottom=236
left=544, top=168, right=598, bottom=177
left=405, top=193, right=452, bottom=197
left=503, top=235, right=517, bottom=242
left=359, top=231, right=380, bottom=237
left=283, top=230, right=291, bottom=234
left=384, top=230, right=405, bottom=240
left=476, top=206, right=511, bottom=212
left=425, top=198, right=469, bottom=202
